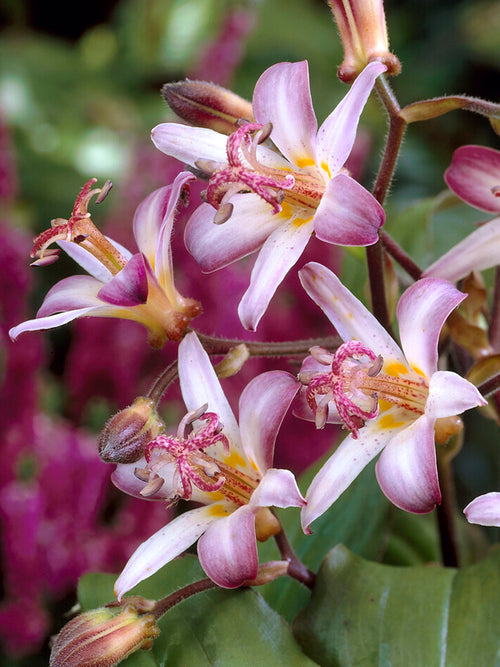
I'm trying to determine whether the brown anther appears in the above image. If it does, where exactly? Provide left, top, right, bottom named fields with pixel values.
left=309, top=346, right=334, bottom=366
left=30, top=249, right=61, bottom=267
left=73, top=234, right=89, bottom=244
left=195, top=158, right=221, bottom=176
left=95, top=179, right=113, bottom=203
left=368, top=355, right=384, bottom=377
left=200, top=189, right=208, bottom=201
left=236, top=118, right=251, bottom=127
left=492, top=185, right=500, bottom=197
left=139, top=474, right=165, bottom=497
left=214, top=202, right=234, bottom=225
left=257, top=122, right=273, bottom=143
left=134, top=467, right=151, bottom=483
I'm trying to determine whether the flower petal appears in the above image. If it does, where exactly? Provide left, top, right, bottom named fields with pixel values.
left=426, top=370, right=487, bottom=418
left=114, top=505, right=219, bottom=599
left=464, top=492, right=500, bottom=527
left=423, top=216, right=500, bottom=283
left=197, top=505, right=258, bottom=588
left=302, top=423, right=391, bottom=532
left=178, top=332, right=241, bottom=450
left=9, top=307, right=98, bottom=340
left=250, top=468, right=305, bottom=509
left=397, top=278, right=465, bottom=377
left=313, top=173, right=384, bottom=246
left=57, top=237, right=132, bottom=282
left=151, top=123, right=228, bottom=167
left=239, top=370, right=300, bottom=473
left=185, top=195, right=280, bottom=272
left=252, top=61, right=318, bottom=166
left=97, top=254, right=149, bottom=306
left=238, top=217, right=314, bottom=331
left=316, top=61, right=386, bottom=174
left=299, top=262, right=406, bottom=364
left=445, top=145, right=500, bottom=213
left=375, top=415, right=441, bottom=513
left=36, top=275, right=105, bottom=315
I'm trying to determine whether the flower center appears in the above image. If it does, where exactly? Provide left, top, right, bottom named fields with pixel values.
left=299, top=341, right=429, bottom=437
left=135, top=405, right=260, bottom=506
left=31, top=178, right=128, bottom=274
left=196, top=123, right=326, bottom=223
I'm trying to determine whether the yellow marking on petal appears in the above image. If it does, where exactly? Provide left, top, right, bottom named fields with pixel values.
left=377, top=414, right=405, bottom=430
left=208, top=503, right=230, bottom=517
left=277, top=201, right=293, bottom=219
left=411, top=364, right=427, bottom=378
left=296, top=157, right=315, bottom=168
left=320, top=161, right=332, bottom=179
left=208, top=491, right=225, bottom=501
left=292, top=215, right=313, bottom=228
left=224, top=450, right=247, bottom=470
left=378, top=399, right=393, bottom=413
left=384, top=361, right=409, bottom=377
left=248, top=458, right=259, bottom=472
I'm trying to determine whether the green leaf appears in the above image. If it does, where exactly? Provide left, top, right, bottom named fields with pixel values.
left=77, top=556, right=316, bottom=666
left=293, top=544, right=500, bottom=666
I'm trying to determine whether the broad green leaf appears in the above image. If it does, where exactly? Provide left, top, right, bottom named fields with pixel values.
left=293, top=544, right=500, bottom=666
left=77, top=556, right=316, bottom=666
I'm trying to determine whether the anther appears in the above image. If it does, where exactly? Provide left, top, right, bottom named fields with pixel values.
left=95, top=179, right=113, bottom=203
left=195, top=158, right=221, bottom=176
left=368, top=355, right=384, bottom=377
left=214, top=202, right=234, bottom=224
left=257, top=122, right=273, bottom=143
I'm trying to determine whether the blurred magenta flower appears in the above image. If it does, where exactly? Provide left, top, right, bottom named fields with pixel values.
left=113, top=332, right=304, bottom=596
left=9, top=172, right=201, bottom=348
left=424, top=145, right=500, bottom=283
left=297, top=262, right=486, bottom=530
left=152, top=60, right=386, bottom=330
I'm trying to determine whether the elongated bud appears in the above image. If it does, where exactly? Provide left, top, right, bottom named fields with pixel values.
left=162, top=80, right=253, bottom=135
left=98, top=397, right=165, bottom=464
left=49, top=604, right=160, bottom=667
left=328, top=0, right=401, bottom=83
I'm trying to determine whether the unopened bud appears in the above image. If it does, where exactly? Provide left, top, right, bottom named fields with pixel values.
left=98, top=397, right=165, bottom=464
left=434, top=415, right=463, bottom=446
left=49, top=604, right=160, bottom=667
left=254, top=507, right=281, bottom=542
left=214, top=344, right=250, bottom=378
left=162, top=80, right=253, bottom=135
left=244, top=560, right=289, bottom=586
left=328, top=0, right=401, bottom=83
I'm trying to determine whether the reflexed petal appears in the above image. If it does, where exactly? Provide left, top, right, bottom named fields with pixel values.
left=97, top=254, right=149, bottom=306
left=445, top=145, right=500, bottom=213
left=133, top=186, right=171, bottom=264
left=9, top=307, right=97, bottom=340
left=299, top=262, right=406, bottom=364
left=397, top=278, right=465, bottom=377
left=151, top=123, right=229, bottom=167
left=114, top=505, right=219, bottom=599
left=376, top=415, right=441, bottom=513
left=250, top=468, right=305, bottom=509
left=316, top=61, right=386, bottom=174
left=37, top=275, right=105, bottom=316
left=302, top=423, right=391, bottom=532
left=239, top=371, right=300, bottom=473
left=197, top=505, right=258, bottom=588
left=155, top=171, right=196, bottom=297
left=426, top=370, right=487, bottom=418
left=423, top=217, right=500, bottom=283
left=178, top=333, right=241, bottom=450
left=185, top=195, right=280, bottom=272
left=238, top=217, right=313, bottom=331
left=313, top=174, right=384, bottom=246
left=464, top=492, right=500, bottom=527
left=57, top=237, right=132, bottom=282
left=252, top=61, right=318, bottom=166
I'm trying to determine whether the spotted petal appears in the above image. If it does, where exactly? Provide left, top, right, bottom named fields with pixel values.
left=198, top=505, right=259, bottom=588
left=114, top=505, right=219, bottom=599
left=375, top=414, right=441, bottom=513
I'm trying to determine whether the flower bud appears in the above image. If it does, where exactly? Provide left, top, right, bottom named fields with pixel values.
left=162, top=80, right=254, bottom=135
left=328, top=0, right=401, bottom=83
left=98, top=397, right=165, bottom=464
left=49, top=604, right=160, bottom=667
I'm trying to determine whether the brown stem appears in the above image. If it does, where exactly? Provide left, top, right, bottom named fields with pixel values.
left=196, top=332, right=341, bottom=358
left=436, top=453, right=459, bottom=568
left=379, top=230, right=423, bottom=281
left=150, top=578, right=217, bottom=620
left=147, top=359, right=179, bottom=405
left=489, top=266, right=500, bottom=351
left=477, top=372, right=500, bottom=399
left=274, top=526, right=316, bottom=589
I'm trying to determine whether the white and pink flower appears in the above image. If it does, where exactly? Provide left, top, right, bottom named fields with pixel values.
left=113, top=332, right=304, bottom=597
left=152, top=60, right=386, bottom=331
left=297, top=262, right=486, bottom=531
left=9, top=172, right=201, bottom=348
left=464, top=492, right=500, bottom=527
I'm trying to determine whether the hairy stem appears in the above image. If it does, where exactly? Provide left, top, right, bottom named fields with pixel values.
left=150, top=578, right=217, bottom=620
left=436, top=453, right=459, bottom=568
left=274, top=526, right=316, bottom=589
left=196, top=332, right=341, bottom=358
left=379, top=230, right=423, bottom=280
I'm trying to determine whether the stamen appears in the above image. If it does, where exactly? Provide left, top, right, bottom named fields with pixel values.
left=214, top=202, right=234, bottom=224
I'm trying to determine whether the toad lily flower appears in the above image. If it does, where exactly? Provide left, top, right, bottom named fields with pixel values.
left=424, top=145, right=500, bottom=283
left=297, top=262, right=486, bottom=530
left=112, top=332, right=304, bottom=595
left=464, top=492, right=500, bottom=527
left=9, top=172, right=201, bottom=348
left=152, top=60, right=386, bottom=331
